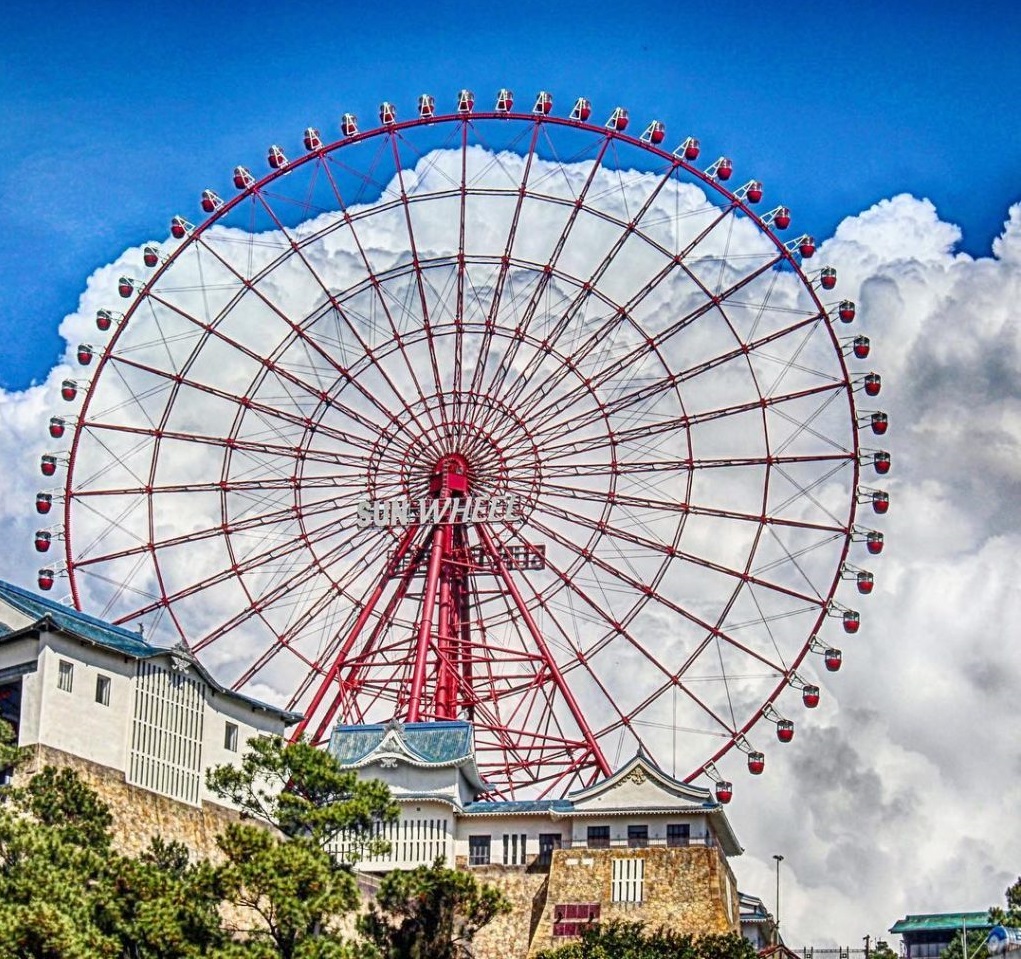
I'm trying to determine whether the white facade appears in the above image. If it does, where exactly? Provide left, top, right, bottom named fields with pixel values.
left=0, top=581, right=299, bottom=807
left=328, top=720, right=742, bottom=873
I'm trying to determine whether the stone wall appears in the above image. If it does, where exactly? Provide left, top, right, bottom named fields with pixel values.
left=14, top=743, right=243, bottom=860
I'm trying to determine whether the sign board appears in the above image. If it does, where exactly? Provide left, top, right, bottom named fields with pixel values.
left=356, top=496, right=520, bottom=529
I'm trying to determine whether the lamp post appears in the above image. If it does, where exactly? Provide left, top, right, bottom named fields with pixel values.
left=773, top=854, right=785, bottom=942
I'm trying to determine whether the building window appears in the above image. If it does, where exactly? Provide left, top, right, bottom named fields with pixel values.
left=503, top=833, right=527, bottom=865
left=667, top=823, right=690, bottom=847
left=627, top=824, right=648, bottom=848
left=553, top=903, right=600, bottom=937
left=587, top=825, right=610, bottom=848
left=468, top=835, right=491, bottom=866
left=611, top=857, right=645, bottom=903
left=224, top=722, right=238, bottom=752
left=95, top=674, right=111, bottom=706
left=538, top=833, right=562, bottom=866
left=57, top=660, right=73, bottom=693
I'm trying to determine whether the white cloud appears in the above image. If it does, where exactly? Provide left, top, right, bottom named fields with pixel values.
left=0, top=138, right=1018, bottom=944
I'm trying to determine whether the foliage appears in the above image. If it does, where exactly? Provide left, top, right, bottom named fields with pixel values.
left=215, top=821, right=364, bottom=959
left=358, top=857, right=511, bottom=959
left=206, top=735, right=398, bottom=854
left=943, top=876, right=1021, bottom=959
left=532, top=921, right=757, bottom=959
left=871, top=940, right=898, bottom=959
left=0, top=718, right=23, bottom=774
left=990, top=875, right=1021, bottom=927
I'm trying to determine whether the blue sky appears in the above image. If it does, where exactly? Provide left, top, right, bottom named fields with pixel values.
left=3, top=0, right=1021, bottom=947
left=2, top=0, right=1019, bottom=390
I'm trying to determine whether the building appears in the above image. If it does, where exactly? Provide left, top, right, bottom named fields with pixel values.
left=330, top=719, right=744, bottom=958
left=889, top=914, right=992, bottom=959
left=0, top=579, right=299, bottom=855
left=741, top=891, right=778, bottom=949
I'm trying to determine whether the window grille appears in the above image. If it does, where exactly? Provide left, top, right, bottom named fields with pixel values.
left=57, top=660, right=73, bottom=693
left=611, top=857, right=645, bottom=903
left=224, top=722, right=238, bottom=752
left=128, top=661, right=204, bottom=805
left=503, top=833, right=527, bottom=865
left=95, top=674, right=111, bottom=706
left=468, top=835, right=491, bottom=866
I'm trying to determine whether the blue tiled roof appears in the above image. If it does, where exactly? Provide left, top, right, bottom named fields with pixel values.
left=0, top=579, right=301, bottom=723
left=0, top=580, right=154, bottom=657
left=461, top=799, right=574, bottom=814
left=330, top=720, right=474, bottom=765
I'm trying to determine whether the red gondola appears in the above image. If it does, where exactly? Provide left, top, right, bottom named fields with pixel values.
left=872, top=491, right=890, bottom=514
left=644, top=120, right=666, bottom=145
left=853, top=335, right=870, bottom=359
left=773, top=207, right=791, bottom=229
left=38, top=568, right=54, bottom=590
left=680, top=137, right=700, bottom=161
left=170, top=216, right=189, bottom=239
left=802, top=684, right=820, bottom=708
left=200, top=190, right=222, bottom=213
left=303, top=128, right=323, bottom=151
left=117, top=277, right=134, bottom=298
left=379, top=102, right=397, bottom=124
left=799, top=236, right=816, bottom=258
left=820, top=266, right=837, bottom=290
left=267, top=145, right=287, bottom=169
left=233, top=166, right=254, bottom=189
left=715, top=157, right=733, bottom=181
left=746, top=181, right=763, bottom=203
left=40, top=455, right=57, bottom=477
left=96, top=309, right=114, bottom=331
left=839, top=300, right=856, bottom=322
left=533, top=91, right=553, bottom=115
left=606, top=107, right=629, bottom=132
left=871, top=412, right=888, bottom=435
left=495, top=89, right=514, bottom=113
left=843, top=610, right=860, bottom=634
left=418, top=95, right=435, bottom=119
left=715, top=780, right=733, bottom=803
left=747, top=751, right=765, bottom=774
left=143, top=246, right=159, bottom=267
left=77, top=345, right=93, bottom=366
left=864, top=372, right=882, bottom=397
left=873, top=450, right=891, bottom=474
left=35, top=531, right=52, bottom=552
left=857, top=570, right=874, bottom=594
left=36, top=493, right=53, bottom=515
left=457, top=89, right=475, bottom=113
left=824, top=648, right=842, bottom=671
left=776, top=719, right=794, bottom=743
left=49, top=417, right=65, bottom=439
left=866, top=531, right=885, bottom=554
left=341, top=113, right=358, bottom=136
left=61, top=380, right=77, bottom=402
left=571, top=97, right=593, bottom=122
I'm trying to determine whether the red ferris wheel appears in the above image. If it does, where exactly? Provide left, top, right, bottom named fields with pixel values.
left=35, top=89, right=890, bottom=799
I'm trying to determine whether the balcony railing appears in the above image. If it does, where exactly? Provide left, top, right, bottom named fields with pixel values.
left=560, top=835, right=716, bottom=850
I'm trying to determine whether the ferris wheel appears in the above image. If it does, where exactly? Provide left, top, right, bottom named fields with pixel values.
left=34, top=89, right=890, bottom=800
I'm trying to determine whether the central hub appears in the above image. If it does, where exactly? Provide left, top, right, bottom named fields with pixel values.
left=428, top=454, right=470, bottom=499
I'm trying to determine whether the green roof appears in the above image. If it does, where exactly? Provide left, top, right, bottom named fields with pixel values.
left=890, top=914, right=991, bottom=934
left=330, top=721, right=474, bottom=765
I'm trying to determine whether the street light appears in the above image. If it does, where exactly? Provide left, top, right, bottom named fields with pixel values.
left=773, top=854, right=785, bottom=941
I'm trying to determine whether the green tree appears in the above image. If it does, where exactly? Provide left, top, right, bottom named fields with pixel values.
left=206, top=736, right=398, bottom=855
left=0, top=717, right=23, bottom=774
left=532, top=921, right=757, bottom=959
left=358, top=857, right=511, bottom=959
left=990, top=876, right=1021, bottom=926
left=214, top=821, right=368, bottom=959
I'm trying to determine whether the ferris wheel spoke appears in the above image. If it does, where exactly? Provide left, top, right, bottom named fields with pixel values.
left=522, top=512, right=788, bottom=675
left=131, top=290, right=405, bottom=449
left=191, top=216, right=438, bottom=443
left=480, top=137, right=613, bottom=406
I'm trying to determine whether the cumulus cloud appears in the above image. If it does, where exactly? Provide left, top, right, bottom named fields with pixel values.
left=1, top=138, right=1019, bottom=944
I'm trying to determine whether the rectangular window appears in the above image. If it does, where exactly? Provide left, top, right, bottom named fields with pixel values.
left=611, top=857, right=645, bottom=903
left=667, top=823, right=690, bottom=847
left=57, top=660, right=73, bottom=693
left=224, top=721, right=238, bottom=752
left=627, top=824, right=648, bottom=848
left=553, top=903, right=600, bottom=937
left=587, top=825, right=610, bottom=848
left=468, top=835, right=491, bottom=866
left=95, top=674, right=111, bottom=706
left=502, top=833, right=527, bottom=865
left=538, top=833, right=562, bottom=866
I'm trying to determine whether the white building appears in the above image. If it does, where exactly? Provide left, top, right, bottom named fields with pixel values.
left=0, top=579, right=299, bottom=806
